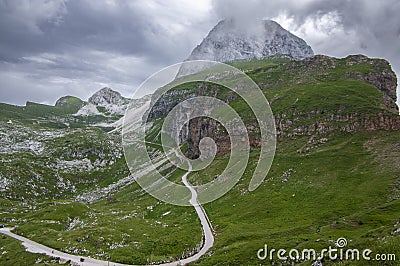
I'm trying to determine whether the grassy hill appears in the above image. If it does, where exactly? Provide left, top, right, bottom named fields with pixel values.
left=0, top=55, right=399, bottom=265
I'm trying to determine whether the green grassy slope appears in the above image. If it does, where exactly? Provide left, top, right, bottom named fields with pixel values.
left=192, top=131, right=400, bottom=265
left=0, top=55, right=399, bottom=265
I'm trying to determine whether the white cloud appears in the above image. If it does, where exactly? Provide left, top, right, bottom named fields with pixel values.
left=273, top=11, right=360, bottom=57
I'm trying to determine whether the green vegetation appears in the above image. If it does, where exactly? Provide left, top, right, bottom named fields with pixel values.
left=191, top=131, right=400, bottom=265
left=0, top=234, right=60, bottom=266
left=0, top=56, right=399, bottom=265
left=54, top=95, right=85, bottom=110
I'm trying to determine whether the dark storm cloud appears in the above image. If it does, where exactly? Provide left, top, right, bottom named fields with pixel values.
left=0, top=0, right=182, bottom=63
left=0, top=0, right=214, bottom=105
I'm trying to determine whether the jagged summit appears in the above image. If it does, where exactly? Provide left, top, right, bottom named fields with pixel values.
left=88, top=87, right=128, bottom=106
left=177, top=19, right=314, bottom=77
left=72, top=87, right=130, bottom=116
left=193, top=19, right=314, bottom=61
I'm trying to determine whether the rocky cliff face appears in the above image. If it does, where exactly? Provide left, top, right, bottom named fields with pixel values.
left=177, top=19, right=314, bottom=77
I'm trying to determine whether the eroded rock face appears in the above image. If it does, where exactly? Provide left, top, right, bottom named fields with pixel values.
left=345, top=55, right=397, bottom=113
left=274, top=112, right=400, bottom=137
left=363, top=113, right=400, bottom=131
left=187, top=117, right=230, bottom=158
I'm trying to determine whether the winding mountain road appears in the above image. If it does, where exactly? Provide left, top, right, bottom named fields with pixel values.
left=0, top=159, right=214, bottom=265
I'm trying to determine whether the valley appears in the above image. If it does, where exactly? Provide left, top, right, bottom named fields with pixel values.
left=0, top=54, right=399, bottom=265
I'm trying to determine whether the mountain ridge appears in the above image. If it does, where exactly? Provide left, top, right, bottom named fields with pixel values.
left=149, top=54, right=399, bottom=158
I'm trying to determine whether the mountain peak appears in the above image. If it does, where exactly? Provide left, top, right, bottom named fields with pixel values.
left=88, top=87, right=127, bottom=106
left=193, top=19, right=313, bottom=61
left=177, top=19, right=313, bottom=77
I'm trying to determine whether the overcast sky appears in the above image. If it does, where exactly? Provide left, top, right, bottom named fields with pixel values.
left=0, top=0, right=399, bottom=107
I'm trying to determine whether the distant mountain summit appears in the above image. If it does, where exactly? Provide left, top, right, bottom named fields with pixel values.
left=72, top=87, right=130, bottom=116
left=177, top=19, right=314, bottom=77
left=88, top=87, right=128, bottom=106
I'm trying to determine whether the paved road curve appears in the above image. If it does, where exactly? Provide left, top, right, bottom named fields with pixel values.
left=0, top=159, right=214, bottom=266
left=176, top=156, right=214, bottom=265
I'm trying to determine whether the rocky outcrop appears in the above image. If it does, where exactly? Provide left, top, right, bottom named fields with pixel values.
left=147, top=89, right=196, bottom=120
left=363, top=112, right=400, bottom=130
left=88, top=87, right=128, bottom=107
left=187, top=117, right=229, bottom=158
left=344, top=55, right=397, bottom=113
left=274, top=112, right=400, bottom=138
left=75, top=87, right=130, bottom=116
